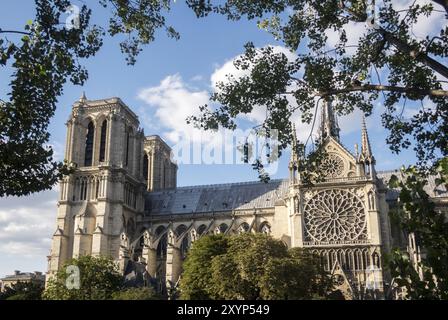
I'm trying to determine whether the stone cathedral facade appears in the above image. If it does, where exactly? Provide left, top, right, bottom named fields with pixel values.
left=47, top=94, right=447, bottom=299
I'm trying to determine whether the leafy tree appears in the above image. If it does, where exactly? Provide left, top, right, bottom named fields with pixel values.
left=0, top=0, right=179, bottom=197
left=43, top=255, right=123, bottom=300
left=111, top=287, right=161, bottom=300
left=3, top=1, right=447, bottom=194
left=183, top=0, right=448, bottom=173
left=0, top=280, right=44, bottom=300
left=387, top=158, right=448, bottom=299
left=179, top=234, right=230, bottom=299
left=260, top=247, right=334, bottom=300
left=180, top=233, right=334, bottom=300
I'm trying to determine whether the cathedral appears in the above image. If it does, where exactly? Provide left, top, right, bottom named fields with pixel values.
left=47, top=94, right=447, bottom=299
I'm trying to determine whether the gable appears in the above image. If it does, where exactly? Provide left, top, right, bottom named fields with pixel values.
left=322, top=137, right=358, bottom=178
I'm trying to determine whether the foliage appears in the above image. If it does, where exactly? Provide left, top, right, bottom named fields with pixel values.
left=387, top=158, right=448, bottom=299
left=111, top=286, right=161, bottom=300
left=179, top=234, right=230, bottom=299
left=180, top=233, right=334, bottom=300
left=2, top=1, right=447, bottom=194
left=183, top=0, right=448, bottom=174
left=43, top=255, right=123, bottom=300
left=0, top=0, right=179, bottom=196
left=0, top=280, right=44, bottom=300
left=260, top=247, right=334, bottom=299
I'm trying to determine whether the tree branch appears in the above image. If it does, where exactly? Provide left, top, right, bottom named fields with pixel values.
left=377, top=27, right=448, bottom=79
left=318, top=84, right=448, bottom=97
left=432, top=0, right=448, bottom=14
left=0, top=29, right=31, bottom=36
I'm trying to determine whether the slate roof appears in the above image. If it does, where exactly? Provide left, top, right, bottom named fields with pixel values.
left=1, top=272, right=45, bottom=282
left=376, top=170, right=448, bottom=201
left=145, top=179, right=289, bottom=215
left=144, top=171, right=448, bottom=215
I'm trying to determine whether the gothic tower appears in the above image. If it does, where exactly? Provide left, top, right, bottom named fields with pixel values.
left=47, top=95, right=176, bottom=278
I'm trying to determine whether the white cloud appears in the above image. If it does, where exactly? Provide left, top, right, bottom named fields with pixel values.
left=325, top=21, right=367, bottom=55
left=393, top=0, right=448, bottom=39
left=137, top=47, right=300, bottom=166
left=325, top=0, right=447, bottom=55
left=137, top=74, right=211, bottom=145
left=210, top=45, right=298, bottom=125
left=137, top=46, right=299, bottom=147
left=210, top=45, right=297, bottom=91
left=0, top=188, right=58, bottom=275
left=136, top=45, right=376, bottom=159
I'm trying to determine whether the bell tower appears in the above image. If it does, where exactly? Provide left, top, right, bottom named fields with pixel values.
left=48, top=94, right=147, bottom=277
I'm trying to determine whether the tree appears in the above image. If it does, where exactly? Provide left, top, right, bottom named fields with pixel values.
left=179, top=234, right=230, bottom=299
left=181, top=0, right=448, bottom=175
left=0, top=280, right=44, bottom=300
left=43, top=255, right=123, bottom=300
left=387, top=157, right=448, bottom=299
left=111, top=287, right=161, bottom=300
left=3, top=1, right=447, bottom=194
left=180, top=233, right=334, bottom=300
left=0, top=0, right=179, bottom=197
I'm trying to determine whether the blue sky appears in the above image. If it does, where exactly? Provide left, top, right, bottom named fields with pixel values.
left=0, top=0, right=444, bottom=277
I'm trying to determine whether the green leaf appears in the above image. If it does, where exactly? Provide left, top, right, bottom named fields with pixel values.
left=389, top=175, right=400, bottom=188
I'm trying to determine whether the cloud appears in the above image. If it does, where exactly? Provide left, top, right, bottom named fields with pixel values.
left=325, top=0, right=447, bottom=55
left=137, top=47, right=299, bottom=167
left=137, top=74, right=211, bottom=144
left=137, top=74, right=239, bottom=165
left=0, top=188, right=58, bottom=275
left=393, top=0, right=448, bottom=39
left=325, top=21, right=368, bottom=55
left=210, top=45, right=298, bottom=125
left=136, top=45, right=378, bottom=160
left=210, top=45, right=297, bottom=90
left=137, top=46, right=298, bottom=146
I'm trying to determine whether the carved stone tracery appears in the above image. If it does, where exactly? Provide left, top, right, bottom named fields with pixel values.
left=321, top=153, right=345, bottom=178
left=304, top=189, right=367, bottom=244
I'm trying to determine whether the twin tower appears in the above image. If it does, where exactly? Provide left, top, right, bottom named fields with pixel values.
left=47, top=95, right=177, bottom=276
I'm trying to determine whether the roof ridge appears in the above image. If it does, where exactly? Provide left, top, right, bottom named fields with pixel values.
left=155, top=178, right=288, bottom=192
left=376, top=169, right=401, bottom=174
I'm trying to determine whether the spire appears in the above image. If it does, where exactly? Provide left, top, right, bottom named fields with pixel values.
left=289, top=122, right=300, bottom=184
left=359, top=115, right=376, bottom=178
left=361, top=115, right=373, bottom=159
left=289, top=122, right=299, bottom=165
left=320, top=97, right=340, bottom=142
left=79, top=91, right=87, bottom=103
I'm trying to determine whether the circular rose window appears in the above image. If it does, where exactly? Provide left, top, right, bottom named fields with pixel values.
left=321, top=153, right=344, bottom=178
left=304, top=189, right=367, bottom=243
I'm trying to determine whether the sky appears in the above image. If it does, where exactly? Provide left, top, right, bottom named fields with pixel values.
left=0, top=0, right=446, bottom=277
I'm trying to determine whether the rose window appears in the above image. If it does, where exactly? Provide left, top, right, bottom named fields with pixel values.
left=321, top=153, right=344, bottom=178
left=304, top=189, right=367, bottom=243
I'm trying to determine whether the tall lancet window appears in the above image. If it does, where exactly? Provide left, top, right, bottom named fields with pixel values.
left=143, top=153, right=149, bottom=184
left=99, top=120, right=107, bottom=162
left=125, top=129, right=131, bottom=166
left=84, top=121, right=95, bottom=166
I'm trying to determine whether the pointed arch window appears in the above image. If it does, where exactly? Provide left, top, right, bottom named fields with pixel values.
left=143, top=153, right=149, bottom=184
left=125, top=129, right=131, bottom=167
left=84, top=121, right=94, bottom=166
left=163, top=161, right=168, bottom=188
left=99, top=120, right=107, bottom=162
